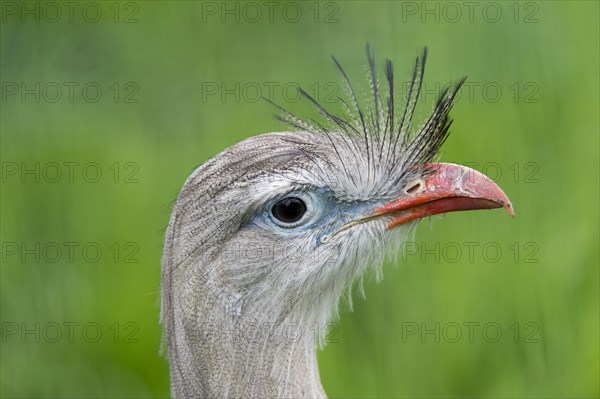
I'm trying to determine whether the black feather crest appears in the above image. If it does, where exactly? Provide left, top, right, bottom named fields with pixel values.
left=264, top=44, right=466, bottom=191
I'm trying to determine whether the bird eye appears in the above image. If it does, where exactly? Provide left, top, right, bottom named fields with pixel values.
left=270, top=197, right=307, bottom=226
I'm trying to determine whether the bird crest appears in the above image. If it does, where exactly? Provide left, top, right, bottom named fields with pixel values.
left=265, top=44, right=466, bottom=200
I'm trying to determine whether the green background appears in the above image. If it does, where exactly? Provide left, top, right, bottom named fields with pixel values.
left=1, top=1, right=598, bottom=398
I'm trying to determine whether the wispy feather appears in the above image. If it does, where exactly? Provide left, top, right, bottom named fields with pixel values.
left=265, top=44, right=466, bottom=195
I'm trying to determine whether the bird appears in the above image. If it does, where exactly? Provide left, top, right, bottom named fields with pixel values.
left=160, top=45, right=514, bottom=398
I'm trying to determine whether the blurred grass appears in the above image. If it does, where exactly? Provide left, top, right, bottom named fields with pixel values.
left=1, top=1, right=598, bottom=398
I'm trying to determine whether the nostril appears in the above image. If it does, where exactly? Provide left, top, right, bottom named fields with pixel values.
left=405, top=181, right=423, bottom=194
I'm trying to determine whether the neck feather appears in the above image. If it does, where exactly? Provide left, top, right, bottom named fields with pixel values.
left=163, top=250, right=329, bottom=398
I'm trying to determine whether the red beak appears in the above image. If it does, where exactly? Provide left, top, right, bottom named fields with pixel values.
left=374, top=163, right=514, bottom=229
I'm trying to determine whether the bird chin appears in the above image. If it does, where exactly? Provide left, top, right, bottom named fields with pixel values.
left=299, top=220, right=418, bottom=341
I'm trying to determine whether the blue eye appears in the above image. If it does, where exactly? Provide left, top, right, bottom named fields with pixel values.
left=271, top=197, right=307, bottom=224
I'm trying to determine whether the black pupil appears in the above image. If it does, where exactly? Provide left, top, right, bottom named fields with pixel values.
left=272, top=197, right=307, bottom=224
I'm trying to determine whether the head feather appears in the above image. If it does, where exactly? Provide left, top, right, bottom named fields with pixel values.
left=265, top=45, right=466, bottom=196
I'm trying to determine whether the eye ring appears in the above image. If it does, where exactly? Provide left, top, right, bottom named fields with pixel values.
left=265, top=190, right=321, bottom=229
left=270, top=196, right=307, bottom=226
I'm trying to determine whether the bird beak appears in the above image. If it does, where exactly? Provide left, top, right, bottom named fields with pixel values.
left=374, top=163, right=514, bottom=229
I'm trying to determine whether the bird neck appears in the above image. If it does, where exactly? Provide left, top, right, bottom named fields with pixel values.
left=168, top=287, right=328, bottom=398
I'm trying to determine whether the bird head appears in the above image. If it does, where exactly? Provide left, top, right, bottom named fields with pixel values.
left=161, top=47, right=513, bottom=350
